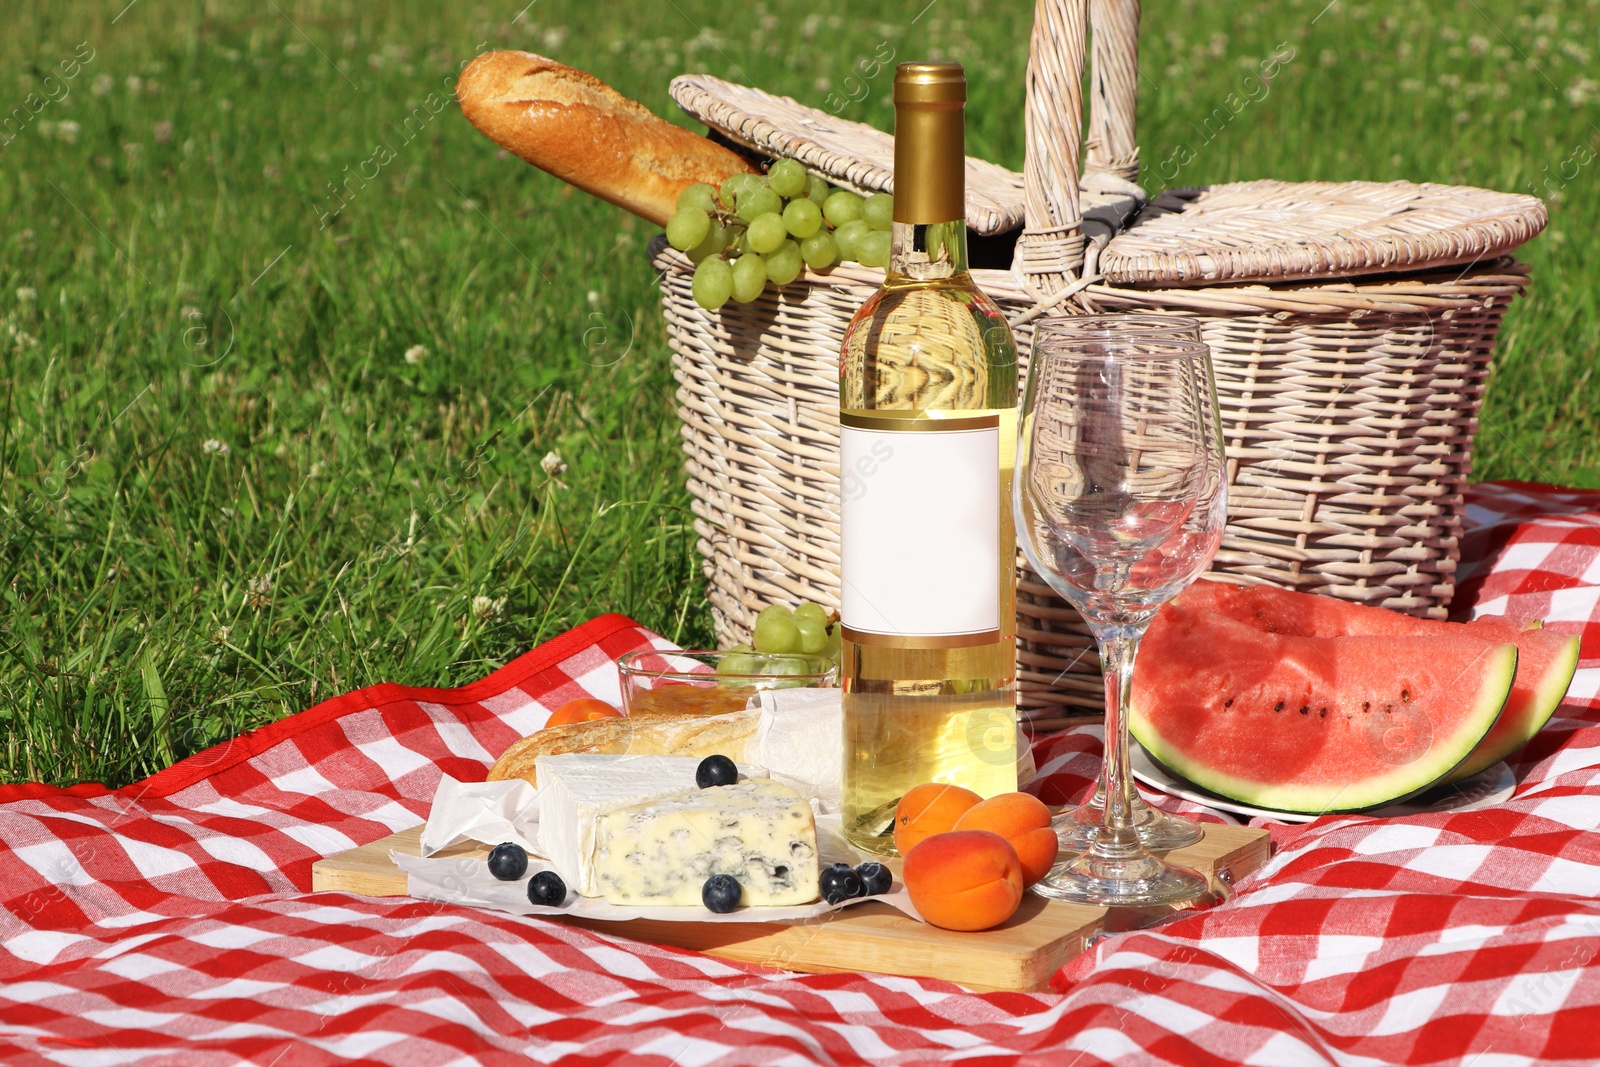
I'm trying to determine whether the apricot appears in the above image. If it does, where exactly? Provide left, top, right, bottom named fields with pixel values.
left=902, top=830, right=1025, bottom=932
left=545, top=698, right=623, bottom=728
left=893, top=783, right=983, bottom=856
left=952, top=792, right=1059, bottom=886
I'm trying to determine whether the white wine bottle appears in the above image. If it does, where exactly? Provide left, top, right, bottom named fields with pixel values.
left=838, top=62, right=1019, bottom=855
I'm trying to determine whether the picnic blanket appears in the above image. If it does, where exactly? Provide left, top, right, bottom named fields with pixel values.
left=2, top=479, right=1598, bottom=1066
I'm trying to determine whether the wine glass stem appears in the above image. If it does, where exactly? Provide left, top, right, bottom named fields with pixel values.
left=1097, top=624, right=1145, bottom=853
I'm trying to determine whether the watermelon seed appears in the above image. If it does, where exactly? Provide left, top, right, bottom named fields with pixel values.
left=1298, top=705, right=1309, bottom=716
left=1274, top=701, right=1285, bottom=712
left=1362, top=701, right=1371, bottom=712
left=1319, top=707, right=1328, bottom=718
left=1400, top=688, right=1412, bottom=703
left=1224, top=698, right=1233, bottom=708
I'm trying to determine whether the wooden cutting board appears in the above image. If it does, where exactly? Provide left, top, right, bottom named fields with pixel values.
left=312, top=822, right=1270, bottom=993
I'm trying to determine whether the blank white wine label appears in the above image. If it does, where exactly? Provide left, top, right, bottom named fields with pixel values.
left=839, top=412, right=1000, bottom=645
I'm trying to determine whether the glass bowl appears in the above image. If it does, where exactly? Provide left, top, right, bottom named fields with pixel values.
left=617, top=650, right=837, bottom=717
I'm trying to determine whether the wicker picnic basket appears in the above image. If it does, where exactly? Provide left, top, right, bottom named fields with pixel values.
left=650, top=0, right=1547, bottom=718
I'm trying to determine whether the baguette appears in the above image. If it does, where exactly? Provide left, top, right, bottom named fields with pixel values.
left=487, top=708, right=760, bottom=786
left=456, top=50, right=756, bottom=226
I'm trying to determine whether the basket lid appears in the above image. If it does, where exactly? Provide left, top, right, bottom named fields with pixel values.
left=670, top=73, right=1141, bottom=239
left=1100, top=180, right=1548, bottom=287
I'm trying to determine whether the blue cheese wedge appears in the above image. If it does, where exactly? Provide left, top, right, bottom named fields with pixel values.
left=593, top=777, right=819, bottom=907
left=535, top=753, right=762, bottom=897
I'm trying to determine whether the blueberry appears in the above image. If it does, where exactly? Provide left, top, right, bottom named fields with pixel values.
left=527, top=870, right=566, bottom=906
left=702, top=874, right=742, bottom=913
left=820, top=863, right=863, bottom=904
left=487, top=842, right=528, bottom=881
left=696, top=754, right=738, bottom=788
left=856, top=862, right=892, bottom=896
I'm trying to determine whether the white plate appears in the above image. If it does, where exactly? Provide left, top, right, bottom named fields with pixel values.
left=1130, top=743, right=1517, bottom=824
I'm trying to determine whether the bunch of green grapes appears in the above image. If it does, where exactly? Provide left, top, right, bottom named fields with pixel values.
left=717, top=602, right=843, bottom=680
left=664, top=158, right=895, bottom=311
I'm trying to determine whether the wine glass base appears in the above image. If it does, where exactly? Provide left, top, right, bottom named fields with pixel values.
left=1056, top=790, right=1205, bottom=853
left=1030, top=851, right=1212, bottom=908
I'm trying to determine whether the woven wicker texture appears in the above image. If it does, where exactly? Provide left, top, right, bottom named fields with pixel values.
left=654, top=234, right=1530, bottom=713
left=652, top=0, right=1546, bottom=716
left=1103, top=181, right=1548, bottom=286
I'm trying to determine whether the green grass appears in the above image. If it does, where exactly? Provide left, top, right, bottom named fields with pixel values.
left=2, top=0, right=1596, bottom=788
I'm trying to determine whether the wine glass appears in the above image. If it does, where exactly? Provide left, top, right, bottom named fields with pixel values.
left=1015, top=315, right=1228, bottom=906
left=1030, top=317, right=1214, bottom=855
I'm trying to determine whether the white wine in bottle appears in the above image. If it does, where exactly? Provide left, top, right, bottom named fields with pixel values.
left=838, top=62, right=1019, bottom=855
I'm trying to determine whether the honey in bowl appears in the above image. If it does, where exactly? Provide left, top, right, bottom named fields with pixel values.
left=625, top=682, right=762, bottom=718
left=617, top=650, right=837, bottom=717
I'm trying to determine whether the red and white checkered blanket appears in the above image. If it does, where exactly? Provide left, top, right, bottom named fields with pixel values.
left=3, top=480, right=1599, bottom=1065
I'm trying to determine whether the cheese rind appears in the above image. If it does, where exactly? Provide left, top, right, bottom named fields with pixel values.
left=593, top=778, right=819, bottom=906
left=535, top=753, right=759, bottom=896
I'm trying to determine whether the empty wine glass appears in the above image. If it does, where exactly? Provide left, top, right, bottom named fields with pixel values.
left=1016, top=315, right=1228, bottom=906
left=1031, top=317, right=1213, bottom=855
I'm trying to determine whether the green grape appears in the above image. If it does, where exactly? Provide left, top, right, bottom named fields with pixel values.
left=752, top=611, right=801, bottom=654
left=720, top=172, right=757, bottom=210
left=746, top=212, right=788, bottom=254
left=823, top=190, right=865, bottom=227
left=665, top=207, right=712, bottom=252
left=833, top=219, right=872, bottom=262
left=793, top=616, right=827, bottom=655
left=718, top=651, right=760, bottom=677
left=731, top=252, right=767, bottom=302
left=863, top=192, right=895, bottom=230
left=805, top=175, right=830, bottom=205
left=736, top=184, right=782, bottom=222
left=782, top=197, right=823, bottom=239
left=793, top=602, right=827, bottom=627
left=676, top=182, right=719, bottom=214
left=691, top=256, right=734, bottom=310
left=768, top=158, right=807, bottom=199
left=800, top=230, right=838, bottom=269
left=756, top=604, right=792, bottom=626
left=823, top=623, right=842, bottom=662
left=765, top=239, right=802, bottom=285
left=686, top=221, right=727, bottom=264
left=857, top=229, right=892, bottom=268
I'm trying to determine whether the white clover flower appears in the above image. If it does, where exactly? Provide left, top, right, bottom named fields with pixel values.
left=92, top=74, right=114, bottom=96
left=246, top=574, right=273, bottom=609
left=202, top=438, right=230, bottom=455
left=471, top=595, right=506, bottom=621
left=154, top=121, right=174, bottom=144
left=541, top=451, right=568, bottom=477
left=55, top=121, right=80, bottom=144
left=404, top=344, right=427, bottom=364
left=586, top=290, right=601, bottom=306
left=542, top=27, right=568, bottom=50
left=16, top=287, right=37, bottom=303
left=1566, top=77, right=1598, bottom=107
left=125, top=75, right=143, bottom=94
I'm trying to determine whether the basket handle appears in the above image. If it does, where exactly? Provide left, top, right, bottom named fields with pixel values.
left=1018, top=0, right=1090, bottom=294
left=1085, top=0, right=1140, bottom=183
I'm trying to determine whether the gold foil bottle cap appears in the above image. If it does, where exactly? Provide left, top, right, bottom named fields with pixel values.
left=892, top=62, right=966, bottom=225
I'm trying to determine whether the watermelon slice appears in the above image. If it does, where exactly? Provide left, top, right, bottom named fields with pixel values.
left=1175, top=580, right=1579, bottom=781
left=1129, top=603, right=1518, bottom=813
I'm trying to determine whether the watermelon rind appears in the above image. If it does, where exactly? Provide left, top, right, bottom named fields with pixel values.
left=1445, top=632, right=1579, bottom=783
left=1130, top=641, right=1518, bottom=816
